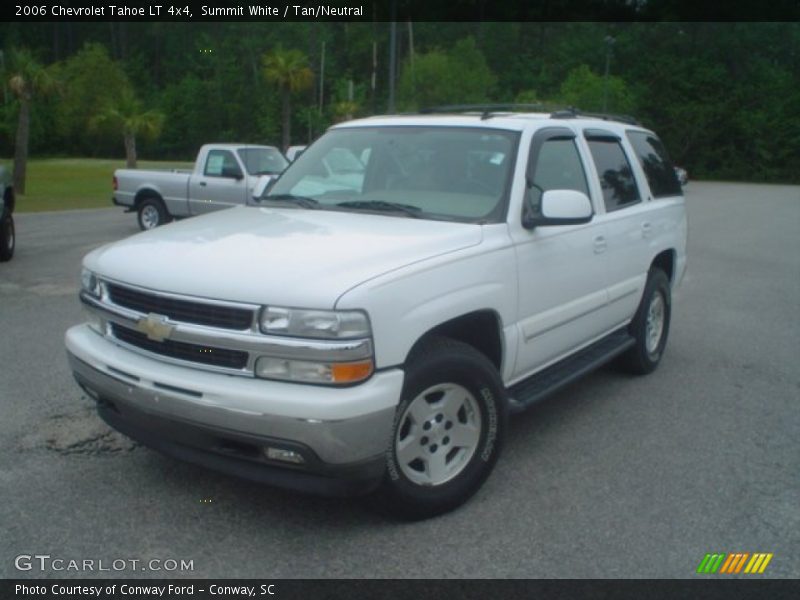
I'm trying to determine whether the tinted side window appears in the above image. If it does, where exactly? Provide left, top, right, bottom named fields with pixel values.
left=528, top=138, right=589, bottom=211
left=626, top=131, right=682, bottom=198
left=204, top=150, right=240, bottom=178
left=586, top=138, right=640, bottom=211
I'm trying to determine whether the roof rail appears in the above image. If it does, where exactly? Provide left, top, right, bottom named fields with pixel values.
left=419, top=103, right=556, bottom=120
left=418, top=104, right=641, bottom=125
left=550, top=107, right=640, bottom=126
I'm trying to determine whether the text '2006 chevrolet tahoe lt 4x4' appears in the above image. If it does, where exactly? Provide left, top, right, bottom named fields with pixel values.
left=66, top=107, right=687, bottom=519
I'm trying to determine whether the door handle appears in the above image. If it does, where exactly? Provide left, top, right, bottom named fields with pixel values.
left=593, top=235, right=607, bottom=254
left=641, top=222, right=652, bottom=238
left=199, top=181, right=207, bottom=187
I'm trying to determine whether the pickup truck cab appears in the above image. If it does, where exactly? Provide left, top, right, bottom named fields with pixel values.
left=67, top=109, right=687, bottom=519
left=113, top=144, right=287, bottom=230
left=0, top=166, right=14, bottom=262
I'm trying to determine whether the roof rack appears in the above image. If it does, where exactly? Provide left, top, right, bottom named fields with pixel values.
left=549, top=107, right=640, bottom=126
left=419, top=103, right=555, bottom=120
left=418, top=104, right=641, bottom=125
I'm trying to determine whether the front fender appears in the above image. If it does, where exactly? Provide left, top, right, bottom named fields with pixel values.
left=335, top=226, right=517, bottom=376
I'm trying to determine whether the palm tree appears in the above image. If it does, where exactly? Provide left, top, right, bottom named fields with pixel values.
left=7, top=49, right=57, bottom=195
left=262, top=48, right=313, bottom=150
left=91, top=88, right=164, bottom=168
left=332, top=100, right=359, bottom=123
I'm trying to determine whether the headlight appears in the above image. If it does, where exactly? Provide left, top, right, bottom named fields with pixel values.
left=260, top=306, right=370, bottom=339
left=257, top=306, right=373, bottom=384
left=81, top=268, right=101, bottom=298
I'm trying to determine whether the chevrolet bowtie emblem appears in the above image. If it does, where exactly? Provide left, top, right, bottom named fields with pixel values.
left=135, top=313, right=175, bottom=342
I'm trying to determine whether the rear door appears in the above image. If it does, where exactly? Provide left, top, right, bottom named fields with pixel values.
left=581, top=129, right=654, bottom=327
left=188, top=148, right=247, bottom=215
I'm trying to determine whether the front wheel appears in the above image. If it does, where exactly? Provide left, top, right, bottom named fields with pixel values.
left=0, top=213, right=14, bottom=262
left=377, top=337, right=507, bottom=520
left=137, top=197, right=170, bottom=231
left=620, top=268, right=671, bottom=374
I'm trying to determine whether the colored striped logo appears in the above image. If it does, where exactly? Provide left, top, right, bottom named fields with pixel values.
left=696, top=553, right=773, bottom=574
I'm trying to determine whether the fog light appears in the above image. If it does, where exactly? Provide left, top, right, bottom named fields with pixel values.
left=264, top=447, right=305, bottom=464
left=255, top=356, right=373, bottom=384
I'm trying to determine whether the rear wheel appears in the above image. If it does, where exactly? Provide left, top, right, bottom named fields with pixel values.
left=377, top=337, right=507, bottom=520
left=137, top=197, right=170, bottom=231
left=620, top=269, right=671, bottom=374
left=0, top=213, right=14, bottom=262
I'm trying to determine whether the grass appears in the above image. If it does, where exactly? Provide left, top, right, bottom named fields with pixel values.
left=6, top=158, right=193, bottom=213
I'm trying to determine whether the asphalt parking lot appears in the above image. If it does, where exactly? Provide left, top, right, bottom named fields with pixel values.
left=1, top=182, right=798, bottom=579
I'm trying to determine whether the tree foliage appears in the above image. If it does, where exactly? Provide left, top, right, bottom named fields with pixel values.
left=1, top=22, right=798, bottom=183
left=558, top=65, right=636, bottom=114
left=262, top=47, right=314, bottom=150
left=52, top=43, right=130, bottom=156
left=6, top=48, right=58, bottom=194
left=90, top=88, right=164, bottom=168
left=397, top=37, right=496, bottom=110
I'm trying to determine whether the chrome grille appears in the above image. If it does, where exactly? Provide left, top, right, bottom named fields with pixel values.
left=107, top=283, right=254, bottom=330
left=111, top=323, right=249, bottom=370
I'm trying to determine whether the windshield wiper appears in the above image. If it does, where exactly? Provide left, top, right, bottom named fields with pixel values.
left=260, top=193, right=319, bottom=209
left=335, top=200, right=422, bottom=218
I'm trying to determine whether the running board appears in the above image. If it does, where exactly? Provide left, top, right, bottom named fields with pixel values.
left=507, top=328, right=635, bottom=414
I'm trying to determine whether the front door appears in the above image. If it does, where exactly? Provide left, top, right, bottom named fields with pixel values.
left=511, top=127, right=613, bottom=380
left=189, top=149, right=247, bottom=215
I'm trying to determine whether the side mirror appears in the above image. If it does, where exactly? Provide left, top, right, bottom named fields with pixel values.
left=523, top=189, right=593, bottom=229
left=251, top=174, right=274, bottom=200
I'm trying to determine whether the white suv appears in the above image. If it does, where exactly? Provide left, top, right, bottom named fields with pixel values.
left=66, top=108, right=687, bottom=519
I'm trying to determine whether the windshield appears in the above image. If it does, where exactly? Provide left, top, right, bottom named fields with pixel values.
left=266, top=126, right=519, bottom=223
left=237, top=147, right=289, bottom=175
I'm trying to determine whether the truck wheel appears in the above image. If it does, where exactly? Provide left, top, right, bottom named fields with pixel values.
left=620, top=269, right=671, bottom=375
left=377, top=337, right=507, bottom=520
left=0, top=214, right=14, bottom=262
left=137, top=197, right=170, bottom=231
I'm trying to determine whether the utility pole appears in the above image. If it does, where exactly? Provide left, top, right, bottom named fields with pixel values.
left=408, top=20, right=415, bottom=100
left=0, top=51, right=6, bottom=105
left=602, top=35, right=615, bottom=112
left=388, top=0, right=397, bottom=113
left=319, top=40, right=325, bottom=115
left=371, top=40, right=377, bottom=113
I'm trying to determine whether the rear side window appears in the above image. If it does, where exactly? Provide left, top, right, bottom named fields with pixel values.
left=585, top=136, right=640, bottom=212
left=626, top=131, right=682, bottom=197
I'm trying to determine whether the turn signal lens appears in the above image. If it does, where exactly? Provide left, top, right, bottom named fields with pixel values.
left=331, top=360, right=374, bottom=383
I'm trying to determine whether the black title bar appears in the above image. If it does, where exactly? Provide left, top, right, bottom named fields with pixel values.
left=4, top=0, right=800, bottom=22
left=3, top=579, right=800, bottom=600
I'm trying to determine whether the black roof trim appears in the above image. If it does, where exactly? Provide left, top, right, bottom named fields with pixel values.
left=419, top=103, right=559, bottom=120
left=418, top=104, right=641, bottom=126
left=550, top=107, right=640, bottom=126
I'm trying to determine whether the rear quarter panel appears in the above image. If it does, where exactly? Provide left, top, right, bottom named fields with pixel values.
left=114, top=169, right=191, bottom=216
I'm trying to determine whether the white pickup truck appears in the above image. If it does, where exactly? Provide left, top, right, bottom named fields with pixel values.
left=67, top=108, right=687, bottom=519
left=113, top=144, right=287, bottom=230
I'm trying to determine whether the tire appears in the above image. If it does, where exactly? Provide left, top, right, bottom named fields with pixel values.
left=620, top=269, right=671, bottom=375
left=0, top=213, right=14, bottom=262
left=137, top=197, right=170, bottom=231
left=376, top=336, right=508, bottom=520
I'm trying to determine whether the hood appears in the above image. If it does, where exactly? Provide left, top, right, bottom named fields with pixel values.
left=86, top=206, right=483, bottom=308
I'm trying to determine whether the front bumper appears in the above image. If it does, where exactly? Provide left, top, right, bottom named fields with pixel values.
left=65, top=324, right=403, bottom=496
